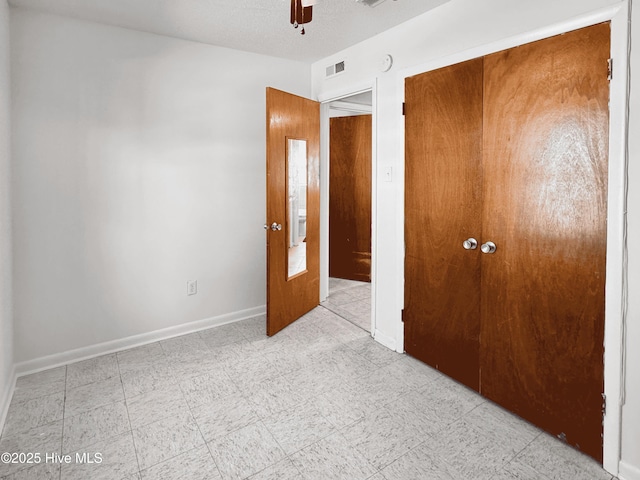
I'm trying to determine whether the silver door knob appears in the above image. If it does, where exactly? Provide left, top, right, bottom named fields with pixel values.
left=462, top=238, right=478, bottom=250
left=270, top=222, right=282, bottom=231
left=481, top=241, right=496, bottom=254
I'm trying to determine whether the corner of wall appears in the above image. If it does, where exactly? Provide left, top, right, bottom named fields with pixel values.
left=619, top=0, right=640, bottom=476
left=619, top=461, right=640, bottom=480
left=0, top=365, right=15, bottom=435
left=0, top=0, right=15, bottom=434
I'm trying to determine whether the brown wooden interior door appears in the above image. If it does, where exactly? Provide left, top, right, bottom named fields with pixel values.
left=404, top=58, right=484, bottom=391
left=266, top=88, right=320, bottom=336
left=480, top=24, right=610, bottom=461
left=329, top=115, right=372, bottom=282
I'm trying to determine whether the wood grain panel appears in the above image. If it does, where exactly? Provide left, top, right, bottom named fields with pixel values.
left=404, top=58, right=484, bottom=391
left=329, top=115, right=372, bottom=282
left=266, top=88, right=320, bottom=336
left=481, top=23, right=610, bottom=461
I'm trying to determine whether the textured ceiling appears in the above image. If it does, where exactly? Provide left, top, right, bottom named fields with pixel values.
left=8, top=0, right=449, bottom=62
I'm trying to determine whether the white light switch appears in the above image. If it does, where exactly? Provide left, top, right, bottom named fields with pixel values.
left=383, top=166, right=393, bottom=182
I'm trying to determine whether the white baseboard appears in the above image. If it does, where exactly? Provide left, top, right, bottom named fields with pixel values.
left=619, top=460, right=640, bottom=480
left=13, top=305, right=266, bottom=378
left=373, top=328, right=398, bottom=352
left=0, top=365, right=16, bottom=434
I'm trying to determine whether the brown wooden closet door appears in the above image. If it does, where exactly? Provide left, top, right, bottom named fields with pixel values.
left=404, top=58, right=484, bottom=391
left=481, top=23, right=610, bottom=461
left=329, top=115, right=372, bottom=282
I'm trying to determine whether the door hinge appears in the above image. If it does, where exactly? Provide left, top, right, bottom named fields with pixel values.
left=607, top=58, right=613, bottom=81
left=602, top=393, right=607, bottom=416
left=402, top=102, right=406, bottom=116
left=401, top=309, right=405, bottom=323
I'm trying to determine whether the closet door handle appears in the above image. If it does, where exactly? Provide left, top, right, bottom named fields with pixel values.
left=462, top=238, right=478, bottom=250
left=481, top=241, right=497, bottom=254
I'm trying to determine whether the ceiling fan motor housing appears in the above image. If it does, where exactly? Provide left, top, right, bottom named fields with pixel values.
left=355, top=0, right=389, bottom=7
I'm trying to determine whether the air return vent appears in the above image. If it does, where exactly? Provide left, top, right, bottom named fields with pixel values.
left=355, top=0, right=389, bottom=7
left=326, top=60, right=346, bottom=78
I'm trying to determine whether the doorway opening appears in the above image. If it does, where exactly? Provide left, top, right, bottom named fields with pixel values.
left=320, top=91, right=373, bottom=333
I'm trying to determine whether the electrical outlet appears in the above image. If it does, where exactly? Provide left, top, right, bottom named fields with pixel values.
left=187, top=280, right=197, bottom=296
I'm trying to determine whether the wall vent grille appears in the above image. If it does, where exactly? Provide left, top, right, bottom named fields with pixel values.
left=326, top=60, right=346, bottom=78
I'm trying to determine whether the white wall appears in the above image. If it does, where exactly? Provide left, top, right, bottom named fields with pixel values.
left=620, top=0, right=640, bottom=478
left=0, top=0, right=13, bottom=422
left=312, top=0, right=637, bottom=477
left=10, top=9, right=310, bottom=365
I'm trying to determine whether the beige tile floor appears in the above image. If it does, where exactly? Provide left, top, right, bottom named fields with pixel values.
left=0, top=307, right=614, bottom=480
left=322, top=277, right=371, bottom=332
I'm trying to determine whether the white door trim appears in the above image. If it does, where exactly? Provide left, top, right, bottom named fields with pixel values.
left=318, top=82, right=377, bottom=335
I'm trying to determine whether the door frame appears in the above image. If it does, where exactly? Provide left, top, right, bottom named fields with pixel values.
left=318, top=82, right=377, bottom=335
left=396, top=3, right=630, bottom=475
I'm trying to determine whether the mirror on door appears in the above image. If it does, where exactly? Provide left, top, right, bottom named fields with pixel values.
left=287, top=138, right=308, bottom=279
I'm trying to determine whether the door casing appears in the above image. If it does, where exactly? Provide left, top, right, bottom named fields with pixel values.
left=318, top=85, right=378, bottom=335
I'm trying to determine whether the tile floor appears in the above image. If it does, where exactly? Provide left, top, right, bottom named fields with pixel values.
left=0, top=307, right=614, bottom=480
left=322, top=277, right=371, bottom=332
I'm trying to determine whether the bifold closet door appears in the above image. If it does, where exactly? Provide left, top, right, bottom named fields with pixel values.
left=480, top=24, right=609, bottom=461
left=404, top=58, right=483, bottom=391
